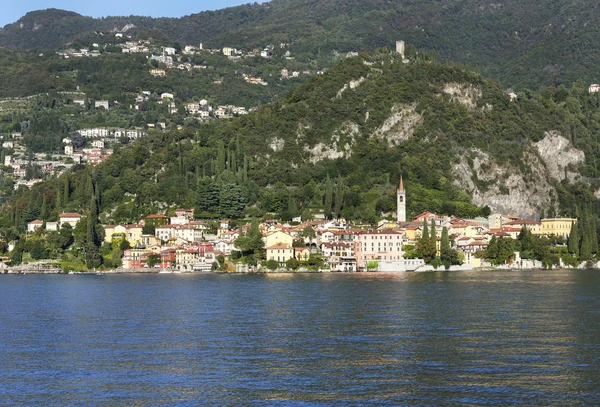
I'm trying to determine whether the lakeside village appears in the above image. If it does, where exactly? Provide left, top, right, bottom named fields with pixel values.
left=2, top=178, right=582, bottom=273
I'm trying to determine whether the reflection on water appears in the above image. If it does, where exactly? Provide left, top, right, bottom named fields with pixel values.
left=1, top=270, right=599, bottom=406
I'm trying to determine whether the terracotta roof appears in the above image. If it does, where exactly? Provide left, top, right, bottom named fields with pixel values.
left=60, top=212, right=81, bottom=218
left=146, top=214, right=167, bottom=219
left=266, top=243, right=292, bottom=250
left=124, top=224, right=143, bottom=229
left=29, top=220, right=43, bottom=224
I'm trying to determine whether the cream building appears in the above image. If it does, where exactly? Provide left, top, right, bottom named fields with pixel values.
left=540, top=218, right=577, bottom=238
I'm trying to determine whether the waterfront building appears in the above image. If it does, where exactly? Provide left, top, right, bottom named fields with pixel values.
left=354, top=230, right=404, bottom=270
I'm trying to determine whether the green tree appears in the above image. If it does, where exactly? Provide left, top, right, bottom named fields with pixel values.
left=286, top=257, right=299, bottom=270
left=422, top=218, right=429, bottom=240
left=147, top=254, right=160, bottom=268
left=324, top=176, right=333, bottom=219
left=567, top=221, right=579, bottom=256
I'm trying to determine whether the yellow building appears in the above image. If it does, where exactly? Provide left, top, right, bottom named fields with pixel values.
left=540, top=218, right=577, bottom=238
left=403, top=227, right=422, bottom=241
left=266, top=242, right=294, bottom=264
left=294, top=247, right=310, bottom=261
left=264, top=231, right=294, bottom=249
left=104, top=224, right=144, bottom=246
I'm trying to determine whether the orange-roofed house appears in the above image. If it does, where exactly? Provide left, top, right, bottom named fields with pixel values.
left=27, top=220, right=43, bottom=233
left=266, top=242, right=294, bottom=265
left=59, top=213, right=81, bottom=228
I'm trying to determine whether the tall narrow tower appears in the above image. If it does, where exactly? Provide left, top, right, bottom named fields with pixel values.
left=397, top=176, right=406, bottom=222
left=396, top=40, right=405, bottom=58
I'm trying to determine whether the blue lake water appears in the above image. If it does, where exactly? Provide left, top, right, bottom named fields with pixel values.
left=1, top=270, right=599, bottom=406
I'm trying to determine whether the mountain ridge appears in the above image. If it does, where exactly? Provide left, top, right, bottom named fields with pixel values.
left=3, top=1, right=600, bottom=88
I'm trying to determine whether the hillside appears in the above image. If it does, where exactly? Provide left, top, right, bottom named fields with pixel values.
left=2, top=50, right=600, bottom=237
left=3, top=1, right=600, bottom=88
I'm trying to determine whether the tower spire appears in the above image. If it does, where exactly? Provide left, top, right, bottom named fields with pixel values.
left=397, top=176, right=406, bottom=222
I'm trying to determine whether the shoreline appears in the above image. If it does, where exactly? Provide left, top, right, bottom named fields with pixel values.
left=1, top=266, right=595, bottom=275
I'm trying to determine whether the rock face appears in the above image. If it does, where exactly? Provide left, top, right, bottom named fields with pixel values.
left=336, top=77, right=365, bottom=98
left=535, top=131, right=585, bottom=182
left=452, top=132, right=585, bottom=217
left=372, top=103, right=423, bottom=145
left=270, top=137, right=284, bottom=152
left=452, top=148, right=560, bottom=218
left=304, top=121, right=359, bottom=164
left=442, top=83, right=482, bottom=110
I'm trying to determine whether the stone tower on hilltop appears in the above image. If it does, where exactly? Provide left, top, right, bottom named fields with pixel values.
left=397, top=176, right=406, bottom=222
left=396, top=40, right=405, bottom=58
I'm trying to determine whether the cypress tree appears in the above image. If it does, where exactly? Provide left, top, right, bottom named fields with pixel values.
left=422, top=218, right=429, bottom=240
left=216, top=141, right=225, bottom=174
left=243, top=155, right=248, bottom=183
left=334, top=176, right=344, bottom=218
left=40, top=195, right=47, bottom=219
left=56, top=188, right=62, bottom=213
left=580, top=212, right=592, bottom=261
left=324, top=175, right=333, bottom=219
left=63, top=176, right=69, bottom=207
left=590, top=215, right=598, bottom=255
left=288, top=194, right=298, bottom=217
left=441, top=226, right=450, bottom=251
left=430, top=218, right=437, bottom=243
left=568, top=221, right=579, bottom=256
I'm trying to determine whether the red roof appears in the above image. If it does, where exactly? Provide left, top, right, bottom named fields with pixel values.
left=60, top=212, right=81, bottom=218
left=146, top=214, right=167, bottom=219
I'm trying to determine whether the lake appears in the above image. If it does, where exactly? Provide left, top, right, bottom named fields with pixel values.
left=1, top=270, right=599, bottom=406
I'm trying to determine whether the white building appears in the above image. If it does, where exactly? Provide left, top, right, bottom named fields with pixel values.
left=59, top=213, right=81, bottom=228
left=94, top=100, right=109, bottom=109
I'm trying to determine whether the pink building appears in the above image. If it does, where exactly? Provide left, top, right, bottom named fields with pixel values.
left=354, top=230, right=405, bottom=270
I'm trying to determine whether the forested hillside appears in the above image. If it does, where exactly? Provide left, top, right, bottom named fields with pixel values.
left=3, top=1, right=600, bottom=88
left=3, top=49, right=600, bottom=242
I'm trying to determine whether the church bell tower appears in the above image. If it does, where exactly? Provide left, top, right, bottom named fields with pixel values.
left=397, top=176, right=406, bottom=222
